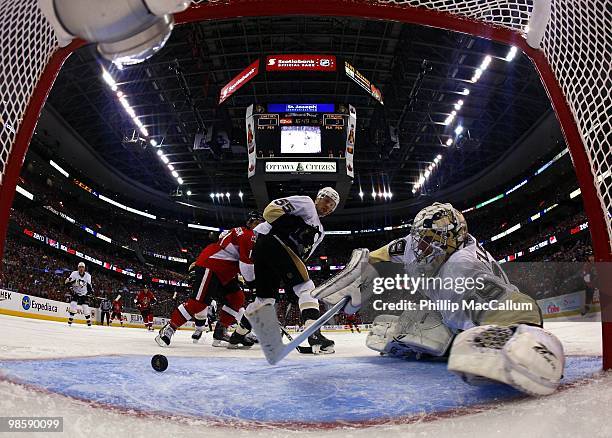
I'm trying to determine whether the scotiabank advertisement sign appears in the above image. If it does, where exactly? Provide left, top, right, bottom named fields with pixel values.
left=219, top=59, right=260, bottom=104
left=266, top=55, right=336, bottom=72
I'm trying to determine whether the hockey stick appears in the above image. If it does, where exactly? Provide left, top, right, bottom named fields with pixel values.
left=251, top=296, right=348, bottom=365
left=278, top=324, right=313, bottom=354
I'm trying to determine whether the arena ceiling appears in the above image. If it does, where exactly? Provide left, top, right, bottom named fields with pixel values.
left=44, top=15, right=553, bottom=212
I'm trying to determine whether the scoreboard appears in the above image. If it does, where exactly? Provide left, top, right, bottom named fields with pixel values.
left=247, top=104, right=349, bottom=157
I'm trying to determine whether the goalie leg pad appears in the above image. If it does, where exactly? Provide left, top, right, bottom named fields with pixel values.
left=366, top=315, right=399, bottom=353
left=448, top=324, right=565, bottom=396
left=390, top=308, right=454, bottom=357
left=366, top=310, right=454, bottom=358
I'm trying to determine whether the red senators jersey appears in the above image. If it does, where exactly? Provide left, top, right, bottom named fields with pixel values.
left=135, top=290, right=156, bottom=310
left=195, top=226, right=256, bottom=285
left=112, top=300, right=123, bottom=313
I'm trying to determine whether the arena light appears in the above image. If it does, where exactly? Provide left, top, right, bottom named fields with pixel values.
left=454, top=100, right=464, bottom=110
left=186, top=190, right=192, bottom=196
left=388, top=192, right=393, bottom=199
left=177, top=177, right=183, bottom=185
left=506, top=46, right=518, bottom=61
left=418, top=176, right=425, bottom=184
left=371, top=190, right=376, bottom=199
left=16, top=185, right=34, bottom=200
left=167, top=164, right=174, bottom=171
left=210, top=193, right=215, bottom=200
left=238, top=191, right=244, bottom=201
left=188, top=223, right=221, bottom=232
left=171, top=170, right=179, bottom=178
left=160, top=155, right=169, bottom=164
left=454, top=125, right=464, bottom=136
left=434, top=156, right=440, bottom=163
left=226, top=192, right=230, bottom=199
left=462, top=88, right=470, bottom=96
left=102, top=69, right=117, bottom=91
left=424, top=170, right=431, bottom=178
left=49, top=160, right=69, bottom=178
left=437, top=154, right=442, bottom=160
left=444, top=114, right=455, bottom=125
left=446, top=138, right=453, bottom=146
left=359, top=190, right=364, bottom=199
left=570, top=188, right=582, bottom=199
left=150, top=139, right=158, bottom=147
left=156, top=149, right=163, bottom=156
left=480, top=55, right=492, bottom=71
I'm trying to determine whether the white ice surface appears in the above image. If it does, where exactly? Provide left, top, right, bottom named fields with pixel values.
left=0, top=314, right=610, bottom=438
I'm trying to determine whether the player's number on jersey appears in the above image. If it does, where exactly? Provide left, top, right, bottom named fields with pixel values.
left=274, top=198, right=296, bottom=214
left=388, top=239, right=406, bottom=256
left=475, top=241, right=507, bottom=281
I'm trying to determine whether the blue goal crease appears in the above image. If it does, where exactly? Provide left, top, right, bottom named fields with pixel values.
left=0, top=355, right=601, bottom=423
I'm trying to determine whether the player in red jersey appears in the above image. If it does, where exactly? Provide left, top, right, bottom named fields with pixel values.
left=110, top=294, right=124, bottom=327
left=156, top=211, right=264, bottom=348
left=344, top=312, right=361, bottom=333
left=135, top=287, right=157, bottom=331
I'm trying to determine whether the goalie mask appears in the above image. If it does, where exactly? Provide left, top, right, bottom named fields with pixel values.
left=410, top=202, right=467, bottom=270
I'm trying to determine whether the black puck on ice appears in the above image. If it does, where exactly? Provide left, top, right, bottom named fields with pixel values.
left=151, top=354, right=168, bottom=372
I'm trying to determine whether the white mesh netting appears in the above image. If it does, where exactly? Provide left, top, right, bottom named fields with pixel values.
left=0, top=0, right=58, bottom=186
left=0, top=0, right=609, bottom=251
left=542, top=0, right=612, bottom=252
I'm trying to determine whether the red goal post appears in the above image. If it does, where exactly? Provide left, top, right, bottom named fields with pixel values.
left=0, top=0, right=610, bottom=367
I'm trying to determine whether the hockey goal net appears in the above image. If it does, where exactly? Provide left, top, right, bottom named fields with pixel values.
left=0, top=0, right=610, bottom=365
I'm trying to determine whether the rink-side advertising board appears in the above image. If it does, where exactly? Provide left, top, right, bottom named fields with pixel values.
left=0, top=289, right=195, bottom=329
left=0, top=290, right=94, bottom=324
left=538, top=289, right=600, bottom=318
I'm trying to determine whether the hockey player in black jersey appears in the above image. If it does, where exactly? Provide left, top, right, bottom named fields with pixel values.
left=246, top=187, right=339, bottom=355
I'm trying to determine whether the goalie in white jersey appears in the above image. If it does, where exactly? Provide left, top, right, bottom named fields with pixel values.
left=313, top=202, right=565, bottom=396
left=65, top=262, right=93, bottom=326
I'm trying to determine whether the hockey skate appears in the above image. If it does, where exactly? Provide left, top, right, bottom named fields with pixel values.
left=245, top=331, right=259, bottom=344
left=308, top=329, right=335, bottom=354
left=155, top=323, right=175, bottom=347
left=191, top=327, right=205, bottom=343
left=227, top=331, right=254, bottom=349
left=211, top=323, right=230, bottom=347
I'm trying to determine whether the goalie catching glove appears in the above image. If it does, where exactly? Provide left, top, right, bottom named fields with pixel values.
left=311, top=248, right=377, bottom=314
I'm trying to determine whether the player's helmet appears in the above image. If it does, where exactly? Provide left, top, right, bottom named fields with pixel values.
left=246, top=210, right=264, bottom=227
left=410, top=202, right=467, bottom=268
left=316, top=187, right=340, bottom=212
left=247, top=210, right=264, bottom=222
